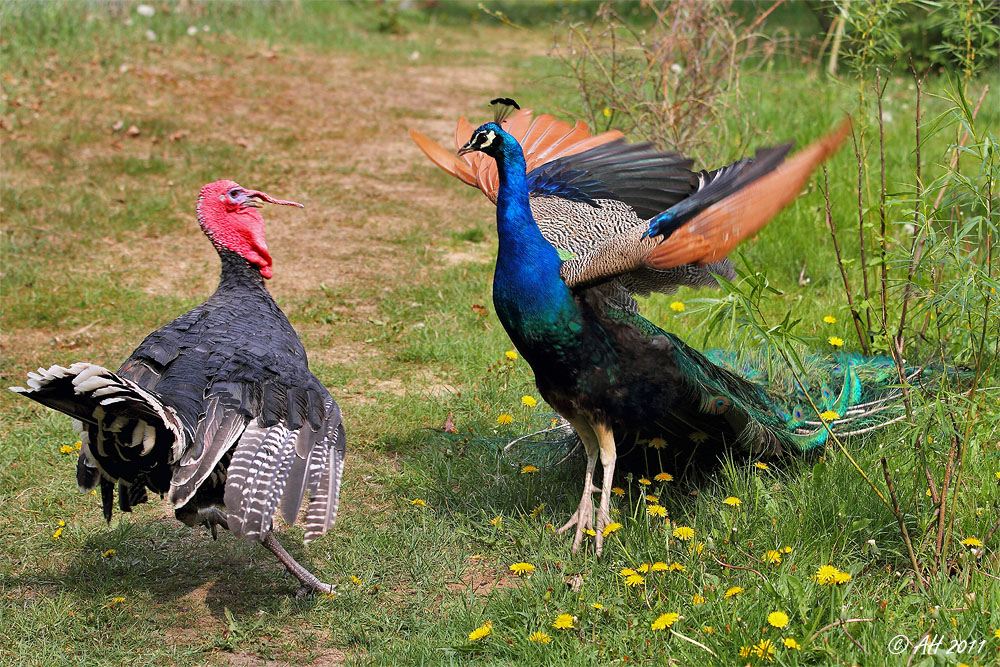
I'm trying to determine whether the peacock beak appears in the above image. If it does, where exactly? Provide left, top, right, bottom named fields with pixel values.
left=457, top=141, right=476, bottom=156
left=245, top=190, right=304, bottom=208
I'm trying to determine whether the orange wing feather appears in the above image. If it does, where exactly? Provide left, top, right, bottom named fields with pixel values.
left=646, top=118, right=852, bottom=269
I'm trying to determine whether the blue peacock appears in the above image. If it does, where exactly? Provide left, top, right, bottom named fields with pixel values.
left=447, top=98, right=924, bottom=556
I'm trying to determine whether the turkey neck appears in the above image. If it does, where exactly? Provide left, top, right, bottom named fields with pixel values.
left=217, top=249, right=271, bottom=296
left=491, top=140, right=583, bottom=362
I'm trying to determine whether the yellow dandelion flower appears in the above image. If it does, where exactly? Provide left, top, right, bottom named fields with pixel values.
left=673, top=526, right=695, bottom=540
left=692, top=542, right=705, bottom=555
left=411, top=498, right=426, bottom=507
left=754, top=462, right=769, bottom=470
left=625, top=574, right=645, bottom=586
left=654, top=472, right=673, bottom=482
left=961, top=537, right=983, bottom=547
left=619, top=568, right=637, bottom=577
left=636, top=563, right=650, bottom=573
left=692, top=594, right=706, bottom=604
left=490, top=515, right=502, bottom=527
left=497, top=413, right=514, bottom=425
left=669, top=562, right=685, bottom=571
left=723, top=496, right=741, bottom=507
left=739, top=645, right=753, bottom=658
left=521, top=465, right=539, bottom=474
left=819, top=410, right=840, bottom=421
left=647, top=504, right=667, bottom=518
left=602, top=107, right=611, bottom=118
left=669, top=301, right=686, bottom=312
left=782, top=546, right=793, bottom=553
left=689, top=431, right=709, bottom=443
left=814, top=565, right=839, bottom=584
left=52, top=527, right=63, bottom=539
left=832, top=570, right=852, bottom=584
left=651, top=562, right=669, bottom=572
left=528, top=631, right=552, bottom=643
left=994, top=628, right=1000, bottom=638
left=75, top=441, right=82, bottom=450
left=611, top=487, right=625, bottom=496
left=828, top=336, right=845, bottom=347
left=755, top=639, right=776, bottom=662
left=644, top=495, right=659, bottom=503
left=603, top=522, right=622, bottom=537
left=725, top=586, right=743, bottom=598
left=510, top=562, right=535, bottom=576
left=648, top=437, right=666, bottom=449
left=638, top=477, right=651, bottom=486
left=350, top=575, right=362, bottom=585
left=58, top=520, right=66, bottom=526
left=529, top=503, right=545, bottom=518
left=823, top=315, right=837, bottom=324
left=651, top=612, right=680, bottom=630
left=591, top=603, right=603, bottom=610
left=59, top=444, right=74, bottom=454
left=763, top=550, right=782, bottom=565
left=102, top=549, right=116, bottom=557
left=521, top=395, right=538, bottom=407
left=110, top=596, right=126, bottom=605
left=504, top=350, right=518, bottom=360
left=783, top=637, right=801, bottom=650
left=583, top=528, right=596, bottom=536
left=552, top=613, right=575, bottom=630
left=468, top=621, right=492, bottom=641
left=767, top=611, right=789, bottom=628
left=702, top=626, right=715, bottom=634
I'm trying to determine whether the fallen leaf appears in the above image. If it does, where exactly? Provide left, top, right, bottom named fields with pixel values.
left=444, top=412, right=457, bottom=434
left=471, top=304, right=488, bottom=318
left=125, top=125, right=140, bottom=137
left=169, top=130, right=189, bottom=142
left=112, top=120, right=124, bottom=132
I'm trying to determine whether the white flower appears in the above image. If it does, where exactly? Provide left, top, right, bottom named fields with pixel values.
left=670, top=63, right=683, bottom=74
left=187, top=26, right=199, bottom=36
left=881, top=110, right=894, bottom=123
left=136, top=4, right=155, bottom=17
left=145, top=29, right=157, bottom=42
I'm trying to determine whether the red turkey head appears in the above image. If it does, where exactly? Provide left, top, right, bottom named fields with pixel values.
left=195, top=180, right=303, bottom=279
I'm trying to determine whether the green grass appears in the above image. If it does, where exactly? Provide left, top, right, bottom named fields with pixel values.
left=2, top=1, right=999, bottom=665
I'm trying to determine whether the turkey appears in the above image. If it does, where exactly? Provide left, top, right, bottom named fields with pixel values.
left=11, top=180, right=345, bottom=593
left=451, top=99, right=906, bottom=557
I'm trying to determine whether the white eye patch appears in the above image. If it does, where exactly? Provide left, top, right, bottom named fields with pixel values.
left=479, top=129, right=496, bottom=149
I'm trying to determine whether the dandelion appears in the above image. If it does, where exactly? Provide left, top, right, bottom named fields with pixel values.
left=739, top=645, right=753, bottom=658
left=702, top=626, right=715, bottom=634
left=504, top=350, right=517, bottom=360
left=828, top=336, right=844, bottom=347
left=521, top=395, right=537, bottom=407
left=510, top=562, right=535, bottom=576
left=602, top=107, right=611, bottom=118
left=649, top=437, right=666, bottom=449
left=723, top=496, right=741, bottom=507
left=654, top=472, right=673, bottom=482
left=689, top=431, right=709, bottom=443
left=350, top=575, right=362, bottom=585
left=529, top=503, right=545, bottom=518
left=490, top=515, right=502, bottom=527
left=669, top=301, right=686, bottom=312
left=636, top=563, right=650, bottom=573
left=994, top=628, right=1000, bottom=638
left=638, top=477, right=651, bottom=486
left=763, top=550, right=782, bottom=565
left=767, top=611, right=789, bottom=628
left=692, top=594, right=706, bottom=605
left=692, top=542, right=705, bottom=555
left=668, top=562, right=685, bottom=572
left=725, top=586, right=743, bottom=599
left=611, top=487, right=625, bottom=496
left=754, top=639, right=776, bottom=662
left=625, top=574, right=645, bottom=587
left=961, top=537, right=983, bottom=547
left=552, top=613, right=575, bottom=630
left=815, top=565, right=851, bottom=585
left=782, top=546, right=793, bottom=553
left=645, top=495, right=659, bottom=503
left=672, top=526, right=695, bottom=540
left=521, top=465, right=539, bottom=474
left=102, top=549, right=116, bottom=557
left=110, top=596, right=126, bottom=605
left=603, top=522, right=622, bottom=537
left=823, top=315, right=837, bottom=324
left=411, top=498, right=426, bottom=507
left=583, top=529, right=596, bottom=536
left=819, top=410, right=840, bottom=421
left=619, top=568, right=637, bottom=577
left=59, top=444, right=74, bottom=454
left=651, top=612, right=680, bottom=630
left=528, top=631, right=552, bottom=643
left=468, top=621, right=492, bottom=641
left=783, top=637, right=801, bottom=650
left=754, top=462, right=769, bottom=470
left=497, top=413, right=514, bottom=425
left=651, top=562, right=669, bottom=572
left=647, top=504, right=667, bottom=518
left=75, top=441, right=82, bottom=450
left=52, top=526, right=64, bottom=539
left=833, top=570, right=852, bottom=584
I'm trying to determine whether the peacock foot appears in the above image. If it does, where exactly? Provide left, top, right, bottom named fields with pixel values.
left=593, top=505, right=613, bottom=557
left=555, top=482, right=600, bottom=554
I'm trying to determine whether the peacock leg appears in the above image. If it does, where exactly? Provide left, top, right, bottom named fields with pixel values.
left=592, top=422, right=617, bottom=557
left=555, top=417, right=601, bottom=554
left=261, top=532, right=334, bottom=594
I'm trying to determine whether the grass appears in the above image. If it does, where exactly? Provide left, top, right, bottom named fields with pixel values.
left=1, top=1, right=998, bottom=665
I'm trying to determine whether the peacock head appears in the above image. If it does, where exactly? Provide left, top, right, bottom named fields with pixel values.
left=195, top=180, right=303, bottom=280
left=457, top=97, right=521, bottom=159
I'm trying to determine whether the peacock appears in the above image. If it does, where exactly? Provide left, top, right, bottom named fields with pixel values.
left=446, top=98, right=903, bottom=556
left=11, top=180, right=345, bottom=593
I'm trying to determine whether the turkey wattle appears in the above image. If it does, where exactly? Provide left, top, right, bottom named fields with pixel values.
left=11, top=180, right=345, bottom=594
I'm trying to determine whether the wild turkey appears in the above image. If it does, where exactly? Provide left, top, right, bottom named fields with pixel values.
left=410, top=104, right=747, bottom=315
left=11, top=180, right=345, bottom=593
left=450, top=99, right=920, bottom=557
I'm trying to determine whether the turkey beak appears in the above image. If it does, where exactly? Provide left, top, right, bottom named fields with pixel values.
left=245, top=190, right=304, bottom=209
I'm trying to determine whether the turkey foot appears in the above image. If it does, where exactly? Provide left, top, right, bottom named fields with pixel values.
left=262, top=532, right=334, bottom=594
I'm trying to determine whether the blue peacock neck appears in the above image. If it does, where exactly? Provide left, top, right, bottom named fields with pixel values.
left=490, top=135, right=581, bottom=352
